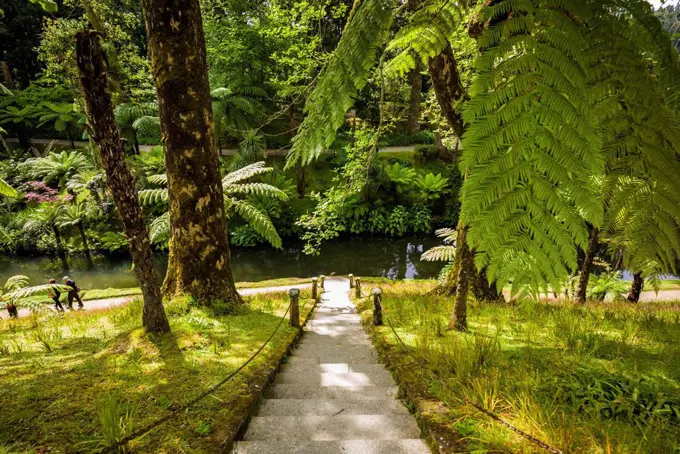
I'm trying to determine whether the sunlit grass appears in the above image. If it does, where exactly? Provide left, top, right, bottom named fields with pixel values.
left=0, top=290, right=314, bottom=452
left=357, top=278, right=680, bottom=453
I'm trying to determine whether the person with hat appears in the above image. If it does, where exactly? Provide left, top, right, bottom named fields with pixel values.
left=63, top=276, right=84, bottom=310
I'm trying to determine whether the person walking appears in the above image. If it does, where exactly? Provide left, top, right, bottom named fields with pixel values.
left=47, top=278, right=65, bottom=312
left=63, top=276, right=84, bottom=310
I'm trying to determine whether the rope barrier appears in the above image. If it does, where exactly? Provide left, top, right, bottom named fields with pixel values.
left=356, top=280, right=563, bottom=454
left=98, top=302, right=292, bottom=453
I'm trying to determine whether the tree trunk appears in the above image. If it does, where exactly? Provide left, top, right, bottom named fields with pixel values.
left=142, top=0, right=242, bottom=305
left=133, top=131, right=140, bottom=155
left=289, top=104, right=305, bottom=198
left=77, top=221, right=94, bottom=270
left=67, top=132, right=76, bottom=150
left=576, top=227, right=599, bottom=303
left=75, top=30, right=170, bottom=333
left=450, top=225, right=472, bottom=331
left=406, top=61, right=422, bottom=135
left=1, top=61, right=13, bottom=89
left=51, top=225, right=69, bottom=272
left=472, top=269, right=502, bottom=302
left=79, top=0, right=123, bottom=94
left=427, top=45, right=466, bottom=138
left=627, top=272, right=644, bottom=303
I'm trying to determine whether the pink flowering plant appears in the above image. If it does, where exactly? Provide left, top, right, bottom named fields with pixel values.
left=22, top=181, right=60, bottom=204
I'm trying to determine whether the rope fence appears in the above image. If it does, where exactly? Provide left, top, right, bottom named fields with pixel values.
left=98, top=277, right=322, bottom=453
left=350, top=275, right=564, bottom=454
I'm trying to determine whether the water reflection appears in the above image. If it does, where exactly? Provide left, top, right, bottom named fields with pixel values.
left=0, top=235, right=442, bottom=290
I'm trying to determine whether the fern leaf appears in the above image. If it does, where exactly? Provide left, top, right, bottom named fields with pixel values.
left=231, top=200, right=282, bottom=248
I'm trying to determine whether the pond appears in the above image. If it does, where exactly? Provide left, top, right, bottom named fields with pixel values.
left=0, top=235, right=443, bottom=290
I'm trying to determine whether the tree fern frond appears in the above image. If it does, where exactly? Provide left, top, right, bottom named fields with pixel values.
left=149, top=212, right=170, bottom=247
left=222, top=161, right=272, bottom=186
left=138, top=188, right=169, bottom=206
left=224, top=183, right=289, bottom=201
left=0, top=178, right=17, bottom=197
left=231, top=200, right=282, bottom=248
left=421, top=245, right=456, bottom=262
left=287, top=0, right=400, bottom=166
left=147, top=174, right=168, bottom=186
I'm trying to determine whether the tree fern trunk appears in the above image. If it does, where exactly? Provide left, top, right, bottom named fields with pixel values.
left=406, top=61, right=422, bottom=135
left=52, top=225, right=69, bottom=272
left=627, top=272, right=644, bottom=303
left=75, top=30, right=170, bottom=333
left=290, top=104, right=305, bottom=198
left=142, top=0, right=242, bottom=305
left=133, top=131, right=140, bottom=155
left=77, top=221, right=94, bottom=270
left=450, top=225, right=471, bottom=331
left=427, top=45, right=466, bottom=138
left=576, top=227, right=599, bottom=303
left=472, top=269, right=502, bottom=302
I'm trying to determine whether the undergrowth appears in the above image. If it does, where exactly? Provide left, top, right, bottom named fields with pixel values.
left=357, top=279, right=680, bottom=453
left=0, top=288, right=314, bottom=453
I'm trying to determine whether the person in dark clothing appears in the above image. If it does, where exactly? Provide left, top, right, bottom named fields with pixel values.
left=63, top=276, right=84, bottom=310
left=47, top=278, right=64, bottom=312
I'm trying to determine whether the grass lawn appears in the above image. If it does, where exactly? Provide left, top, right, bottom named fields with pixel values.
left=356, top=279, right=680, bottom=453
left=0, top=289, right=315, bottom=453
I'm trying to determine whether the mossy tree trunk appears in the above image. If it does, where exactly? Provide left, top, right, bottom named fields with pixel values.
left=51, top=224, right=69, bottom=272
left=406, top=61, right=422, bottom=135
left=142, top=0, right=241, bottom=305
left=627, top=272, right=644, bottom=303
left=576, top=227, right=599, bottom=303
left=450, top=225, right=472, bottom=331
left=75, top=30, right=170, bottom=333
left=290, top=104, right=305, bottom=198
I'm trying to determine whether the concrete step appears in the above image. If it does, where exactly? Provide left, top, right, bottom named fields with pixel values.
left=280, top=362, right=393, bottom=375
left=256, top=398, right=409, bottom=416
left=235, top=439, right=431, bottom=453
left=265, top=384, right=398, bottom=400
left=274, top=371, right=395, bottom=387
left=292, top=343, right=376, bottom=357
left=287, top=353, right=378, bottom=364
left=243, top=415, right=422, bottom=441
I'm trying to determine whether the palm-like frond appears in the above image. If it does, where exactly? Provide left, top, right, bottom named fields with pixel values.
left=287, top=0, right=400, bottom=166
left=3, top=275, right=29, bottom=292
left=222, top=161, right=272, bottom=186
left=2, top=284, right=71, bottom=301
left=147, top=174, right=168, bottom=186
left=0, top=177, right=17, bottom=197
left=224, top=183, right=289, bottom=201
left=138, top=188, right=169, bottom=206
left=230, top=200, right=282, bottom=248
left=149, top=212, right=170, bottom=247
left=422, top=245, right=456, bottom=262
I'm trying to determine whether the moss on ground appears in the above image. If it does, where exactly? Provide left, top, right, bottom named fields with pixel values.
left=356, top=278, right=680, bottom=453
left=0, top=288, right=315, bottom=453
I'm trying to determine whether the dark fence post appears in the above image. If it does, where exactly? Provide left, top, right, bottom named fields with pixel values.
left=289, top=288, right=300, bottom=327
left=349, top=274, right=354, bottom=289
left=312, top=277, right=318, bottom=300
left=355, top=277, right=362, bottom=298
left=372, top=288, right=383, bottom=326
left=320, top=275, right=325, bottom=290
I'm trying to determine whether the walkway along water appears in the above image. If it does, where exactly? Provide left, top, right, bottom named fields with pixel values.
left=235, top=277, right=430, bottom=453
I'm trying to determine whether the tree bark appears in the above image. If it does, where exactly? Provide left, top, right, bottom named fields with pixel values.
left=142, top=0, right=242, bottom=305
left=77, top=221, right=94, bottom=270
left=290, top=104, right=305, bottom=198
left=406, top=61, right=422, bottom=135
left=627, top=272, right=644, bottom=303
left=428, top=45, right=466, bottom=138
left=472, top=268, right=502, bottom=302
left=75, top=30, right=170, bottom=333
left=450, top=225, right=471, bottom=331
left=576, top=227, right=599, bottom=303
left=1, top=61, right=13, bottom=89
left=51, top=225, right=70, bottom=272
left=133, top=131, right=140, bottom=155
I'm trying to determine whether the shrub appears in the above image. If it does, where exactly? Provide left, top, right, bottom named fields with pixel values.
left=408, top=205, right=432, bottom=233
left=385, top=206, right=409, bottom=236
left=413, top=144, right=439, bottom=164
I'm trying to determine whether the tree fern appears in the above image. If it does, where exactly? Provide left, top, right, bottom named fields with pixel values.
left=287, top=0, right=400, bottom=166
left=228, top=200, right=282, bottom=249
left=0, top=178, right=16, bottom=197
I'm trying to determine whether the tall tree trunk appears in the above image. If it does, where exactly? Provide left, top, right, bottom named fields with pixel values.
left=450, top=225, right=472, bottom=331
left=75, top=30, right=170, bottom=333
left=142, top=0, right=242, bottom=305
left=472, top=268, right=502, bottom=302
left=77, top=220, right=94, bottom=270
left=627, top=272, right=644, bottom=303
left=1, top=61, right=13, bottom=89
left=576, top=227, right=599, bottom=303
left=67, top=131, right=76, bottom=150
left=52, top=225, right=70, bottom=272
left=406, top=61, right=422, bottom=135
left=133, top=131, right=140, bottom=155
left=79, top=0, right=123, bottom=94
left=428, top=45, right=466, bottom=138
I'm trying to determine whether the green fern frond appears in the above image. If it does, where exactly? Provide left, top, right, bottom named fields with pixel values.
left=0, top=178, right=17, bottom=197
left=223, top=183, right=289, bottom=201
left=222, top=161, right=272, bottom=186
left=231, top=200, right=282, bottom=248
left=147, top=174, right=168, bottom=186
left=287, top=0, right=400, bottom=166
left=421, top=245, right=456, bottom=262
left=138, top=188, right=169, bottom=206
left=149, top=212, right=170, bottom=247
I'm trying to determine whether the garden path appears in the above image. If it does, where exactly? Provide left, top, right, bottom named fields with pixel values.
left=1, top=283, right=312, bottom=320
left=235, top=277, right=429, bottom=454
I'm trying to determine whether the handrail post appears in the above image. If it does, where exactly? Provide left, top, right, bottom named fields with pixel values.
left=372, top=288, right=383, bottom=326
left=349, top=273, right=354, bottom=289
left=289, top=288, right=300, bottom=327
left=311, top=277, right=318, bottom=300
left=319, top=275, right=325, bottom=290
left=355, top=277, right=362, bottom=298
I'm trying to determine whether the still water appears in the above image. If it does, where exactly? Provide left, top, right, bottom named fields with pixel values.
left=0, top=236, right=443, bottom=290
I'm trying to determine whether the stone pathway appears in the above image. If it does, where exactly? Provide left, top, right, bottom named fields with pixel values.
left=235, top=277, right=429, bottom=453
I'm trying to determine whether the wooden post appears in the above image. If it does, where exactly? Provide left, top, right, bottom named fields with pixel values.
left=320, top=275, right=325, bottom=289
left=312, top=277, right=318, bottom=300
left=372, top=288, right=383, bottom=326
left=289, top=288, right=300, bottom=328
left=355, top=277, right=362, bottom=298
left=349, top=274, right=354, bottom=288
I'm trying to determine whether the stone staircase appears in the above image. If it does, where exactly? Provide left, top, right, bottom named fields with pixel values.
left=234, top=277, right=430, bottom=453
